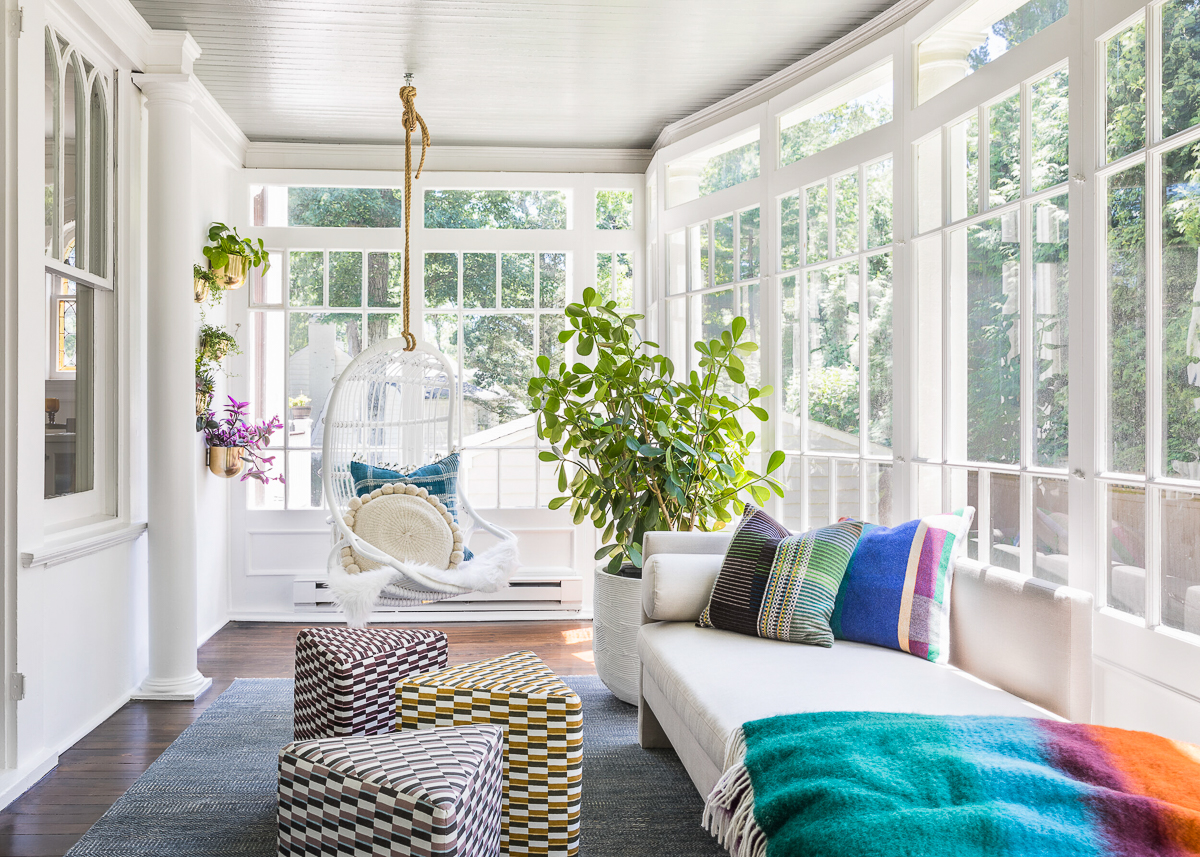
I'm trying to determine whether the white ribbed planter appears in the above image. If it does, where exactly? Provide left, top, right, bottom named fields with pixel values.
left=592, top=565, right=643, bottom=705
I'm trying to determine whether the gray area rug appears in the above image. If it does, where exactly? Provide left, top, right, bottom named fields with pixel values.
left=66, top=676, right=726, bottom=856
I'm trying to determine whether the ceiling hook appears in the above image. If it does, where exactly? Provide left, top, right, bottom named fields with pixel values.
left=404, top=72, right=414, bottom=87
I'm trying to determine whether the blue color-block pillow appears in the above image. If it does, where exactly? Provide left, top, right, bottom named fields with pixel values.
left=829, top=509, right=974, bottom=664
left=349, top=453, right=473, bottom=560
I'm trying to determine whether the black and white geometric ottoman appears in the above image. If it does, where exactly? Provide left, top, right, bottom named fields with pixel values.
left=293, top=627, right=448, bottom=740
left=278, top=724, right=504, bottom=857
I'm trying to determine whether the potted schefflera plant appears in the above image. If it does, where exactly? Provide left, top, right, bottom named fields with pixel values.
left=528, top=287, right=785, bottom=704
left=203, top=221, right=270, bottom=291
left=202, top=396, right=285, bottom=482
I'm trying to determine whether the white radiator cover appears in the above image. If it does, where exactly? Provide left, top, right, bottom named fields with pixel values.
left=294, top=567, right=583, bottom=613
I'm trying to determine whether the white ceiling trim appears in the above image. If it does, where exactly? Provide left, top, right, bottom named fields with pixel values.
left=651, top=0, right=933, bottom=153
left=49, top=0, right=153, bottom=70
left=244, top=142, right=651, bottom=175
left=189, top=75, right=250, bottom=168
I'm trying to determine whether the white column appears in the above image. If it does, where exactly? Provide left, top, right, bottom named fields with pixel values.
left=131, top=73, right=211, bottom=700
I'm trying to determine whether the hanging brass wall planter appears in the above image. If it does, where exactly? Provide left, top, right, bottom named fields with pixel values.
left=212, top=254, right=248, bottom=289
left=207, top=446, right=245, bottom=479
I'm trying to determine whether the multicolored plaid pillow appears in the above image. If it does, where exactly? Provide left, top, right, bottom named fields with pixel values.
left=830, top=508, right=975, bottom=664
left=350, top=454, right=473, bottom=560
left=698, top=506, right=864, bottom=647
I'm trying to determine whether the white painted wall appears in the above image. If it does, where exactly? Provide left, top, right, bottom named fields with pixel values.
left=191, top=128, right=236, bottom=644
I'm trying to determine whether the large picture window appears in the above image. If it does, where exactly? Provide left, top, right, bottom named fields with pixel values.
left=245, top=182, right=637, bottom=513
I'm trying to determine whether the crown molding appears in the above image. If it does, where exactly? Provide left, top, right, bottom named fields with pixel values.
left=244, top=142, right=651, bottom=174
left=651, top=0, right=933, bottom=154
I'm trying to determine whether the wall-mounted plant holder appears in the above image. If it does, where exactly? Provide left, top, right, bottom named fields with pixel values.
left=207, top=446, right=245, bottom=479
left=194, top=264, right=217, bottom=304
left=212, top=255, right=248, bottom=289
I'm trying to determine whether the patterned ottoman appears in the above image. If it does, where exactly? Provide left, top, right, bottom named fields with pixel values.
left=397, top=650, right=583, bottom=857
left=294, top=627, right=448, bottom=740
left=278, top=724, right=504, bottom=857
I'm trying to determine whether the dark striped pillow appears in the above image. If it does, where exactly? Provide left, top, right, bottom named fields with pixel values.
left=698, top=506, right=864, bottom=647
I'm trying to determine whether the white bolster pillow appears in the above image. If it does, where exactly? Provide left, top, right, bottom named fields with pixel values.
left=642, top=552, right=724, bottom=622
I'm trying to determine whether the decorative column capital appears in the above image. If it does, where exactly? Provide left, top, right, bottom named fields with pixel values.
left=132, top=73, right=196, bottom=109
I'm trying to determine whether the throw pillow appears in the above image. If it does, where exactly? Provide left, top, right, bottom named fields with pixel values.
left=340, top=484, right=464, bottom=572
left=349, top=454, right=473, bottom=561
left=829, top=508, right=975, bottom=664
left=698, top=506, right=864, bottom=647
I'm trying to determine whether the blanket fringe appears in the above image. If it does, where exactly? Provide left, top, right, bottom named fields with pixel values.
left=703, top=727, right=767, bottom=857
left=327, top=539, right=519, bottom=626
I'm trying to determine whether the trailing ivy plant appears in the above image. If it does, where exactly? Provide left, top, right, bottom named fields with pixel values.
left=196, top=322, right=241, bottom=430
left=202, top=222, right=271, bottom=275
left=528, top=287, right=785, bottom=573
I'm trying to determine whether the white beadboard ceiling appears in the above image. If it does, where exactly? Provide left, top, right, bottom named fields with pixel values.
left=128, top=0, right=899, bottom=150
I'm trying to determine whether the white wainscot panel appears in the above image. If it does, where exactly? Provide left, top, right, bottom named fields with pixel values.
left=248, top=530, right=330, bottom=575
left=1094, top=660, right=1200, bottom=745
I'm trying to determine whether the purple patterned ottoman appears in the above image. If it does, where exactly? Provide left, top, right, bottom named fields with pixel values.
left=293, top=627, right=448, bottom=740
left=278, top=725, right=504, bottom=857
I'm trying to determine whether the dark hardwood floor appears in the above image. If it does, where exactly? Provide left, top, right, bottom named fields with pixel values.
left=0, top=619, right=596, bottom=856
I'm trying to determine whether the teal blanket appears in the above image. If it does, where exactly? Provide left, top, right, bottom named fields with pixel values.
left=702, top=711, right=1200, bottom=857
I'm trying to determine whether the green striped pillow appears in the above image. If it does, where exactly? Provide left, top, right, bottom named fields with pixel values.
left=699, top=506, right=864, bottom=647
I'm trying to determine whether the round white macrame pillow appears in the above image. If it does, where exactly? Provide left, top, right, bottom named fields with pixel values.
left=340, top=483, right=465, bottom=573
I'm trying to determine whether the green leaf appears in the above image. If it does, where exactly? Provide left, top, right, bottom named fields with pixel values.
left=639, top=444, right=665, bottom=457
left=749, top=405, right=769, bottom=421
left=732, top=316, right=747, bottom=340
left=577, top=337, right=594, bottom=356
left=728, top=367, right=745, bottom=384
left=628, top=543, right=643, bottom=567
left=547, top=496, right=569, bottom=510
left=537, top=355, right=550, bottom=373
left=538, top=450, right=559, bottom=462
left=594, top=544, right=617, bottom=560
left=767, top=450, right=786, bottom=473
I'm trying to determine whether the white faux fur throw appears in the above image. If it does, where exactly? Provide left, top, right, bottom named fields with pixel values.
left=327, top=538, right=520, bottom=626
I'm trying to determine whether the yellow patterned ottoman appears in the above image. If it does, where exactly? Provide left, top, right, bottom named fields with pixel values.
left=396, top=650, right=583, bottom=857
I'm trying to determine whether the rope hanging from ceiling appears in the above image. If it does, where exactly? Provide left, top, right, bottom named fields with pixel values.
left=399, top=76, right=430, bottom=352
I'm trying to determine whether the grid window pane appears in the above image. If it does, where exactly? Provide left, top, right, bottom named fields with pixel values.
left=988, top=91, right=1021, bottom=206
left=424, top=313, right=458, bottom=362
left=867, top=252, right=892, bottom=449
left=808, top=458, right=832, bottom=528
left=1108, top=483, right=1147, bottom=617
left=424, top=190, right=568, bottom=229
left=989, top=472, right=1021, bottom=570
left=807, top=262, right=860, bottom=451
left=289, top=251, right=323, bottom=306
left=288, top=450, right=324, bottom=510
left=539, top=253, right=567, bottom=307
left=1034, top=195, right=1070, bottom=469
left=835, top=171, right=859, bottom=259
left=1035, top=477, right=1070, bottom=585
left=866, top=160, right=893, bottom=248
left=781, top=275, right=802, bottom=449
left=502, top=253, right=535, bottom=308
left=1160, top=142, right=1200, bottom=478
left=461, top=314, right=534, bottom=434
left=805, top=184, right=829, bottom=264
left=596, top=189, right=633, bottom=230
left=1106, top=20, right=1147, bottom=163
left=328, top=251, right=362, bottom=307
left=917, top=134, right=942, bottom=233
left=1163, top=0, right=1200, bottom=140
left=713, top=215, right=735, bottom=285
left=739, top=207, right=760, bottom=280
left=1031, top=68, right=1070, bottom=192
left=1108, top=165, right=1147, bottom=473
left=1161, top=488, right=1200, bottom=633
left=424, top=252, right=458, bottom=309
left=949, top=116, right=980, bottom=222
left=960, top=214, right=1021, bottom=464
left=866, top=462, right=894, bottom=526
left=464, top=253, right=497, bottom=308
left=539, top=315, right=565, bottom=369
left=668, top=231, right=687, bottom=295
left=780, top=193, right=801, bottom=270
left=366, top=252, right=402, bottom=307
left=366, top=312, right=403, bottom=346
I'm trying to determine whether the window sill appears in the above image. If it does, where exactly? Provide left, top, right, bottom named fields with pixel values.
left=21, top=520, right=148, bottom=569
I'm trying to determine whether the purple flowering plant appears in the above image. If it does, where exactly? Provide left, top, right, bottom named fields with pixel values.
left=202, top=395, right=285, bottom=484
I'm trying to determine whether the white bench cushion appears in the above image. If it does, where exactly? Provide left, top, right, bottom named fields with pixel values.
left=638, top=621, right=1058, bottom=778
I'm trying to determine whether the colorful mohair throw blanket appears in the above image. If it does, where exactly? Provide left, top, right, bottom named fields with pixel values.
left=703, top=711, right=1200, bottom=857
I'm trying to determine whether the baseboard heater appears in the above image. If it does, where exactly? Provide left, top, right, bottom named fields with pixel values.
left=293, top=567, right=584, bottom=613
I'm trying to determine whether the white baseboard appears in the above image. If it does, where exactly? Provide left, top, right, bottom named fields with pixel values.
left=197, top=616, right=229, bottom=648
left=227, top=609, right=593, bottom=623
left=0, top=686, right=135, bottom=811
